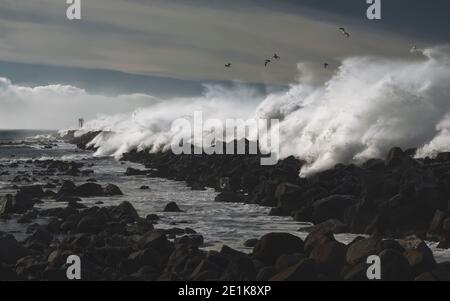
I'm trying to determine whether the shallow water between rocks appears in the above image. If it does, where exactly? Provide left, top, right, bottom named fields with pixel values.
left=1, top=137, right=450, bottom=263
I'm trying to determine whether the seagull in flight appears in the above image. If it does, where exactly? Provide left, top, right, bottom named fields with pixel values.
left=264, top=59, right=271, bottom=67
left=273, top=53, right=280, bottom=60
left=225, top=63, right=232, bottom=68
left=409, top=45, right=422, bottom=54
left=339, top=27, right=350, bottom=38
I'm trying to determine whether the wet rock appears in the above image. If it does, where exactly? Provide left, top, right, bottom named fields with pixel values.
left=399, top=236, right=436, bottom=276
left=175, top=235, right=204, bottom=248
left=18, top=210, right=38, bottom=224
left=111, top=201, right=140, bottom=222
left=310, top=195, right=357, bottom=224
left=378, top=249, right=414, bottom=281
left=18, top=185, right=45, bottom=199
left=275, top=253, right=305, bottom=272
left=56, top=180, right=76, bottom=197
left=25, top=227, right=53, bottom=247
left=103, top=184, right=123, bottom=196
left=0, top=232, right=30, bottom=263
left=346, top=236, right=382, bottom=265
left=214, top=191, right=246, bottom=203
left=310, top=239, right=347, bottom=275
left=164, top=202, right=182, bottom=212
left=77, top=216, right=105, bottom=233
left=253, top=233, right=304, bottom=265
left=73, top=183, right=104, bottom=197
left=270, top=258, right=317, bottom=281
left=244, top=238, right=259, bottom=248
left=125, top=167, right=147, bottom=176
left=301, top=219, right=348, bottom=234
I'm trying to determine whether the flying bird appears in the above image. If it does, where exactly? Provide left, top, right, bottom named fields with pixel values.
left=264, top=59, right=271, bottom=67
left=273, top=53, right=280, bottom=60
left=225, top=63, right=232, bottom=68
left=409, top=45, right=422, bottom=54
left=339, top=27, right=350, bottom=38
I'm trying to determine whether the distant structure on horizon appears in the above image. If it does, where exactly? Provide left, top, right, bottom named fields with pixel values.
left=78, top=118, right=84, bottom=129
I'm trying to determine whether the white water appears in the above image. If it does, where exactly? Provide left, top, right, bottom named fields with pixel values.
left=69, top=46, right=450, bottom=176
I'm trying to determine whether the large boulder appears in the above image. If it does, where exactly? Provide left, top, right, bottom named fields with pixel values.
left=125, top=167, right=148, bottom=176
left=252, top=233, right=304, bottom=265
left=214, top=192, right=246, bottom=203
left=73, top=183, right=104, bottom=197
left=110, top=201, right=140, bottom=222
left=309, top=239, right=347, bottom=275
left=56, top=180, right=76, bottom=197
left=399, top=235, right=436, bottom=276
left=311, top=195, right=357, bottom=224
left=103, top=184, right=123, bottom=196
left=385, top=147, right=417, bottom=167
left=346, top=236, right=382, bottom=265
left=164, top=202, right=182, bottom=212
left=270, top=258, right=317, bottom=281
left=77, top=216, right=105, bottom=233
left=0, top=194, right=35, bottom=214
left=18, top=185, right=45, bottom=199
left=0, top=232, right=30, bottom=263
left=378, top=249, right=414, bottom=281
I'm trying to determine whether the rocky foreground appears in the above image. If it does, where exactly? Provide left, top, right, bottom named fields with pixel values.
left=0, top=134, right=449, bottom=281
left=116, top=140, right=450, bottom=247
left=1, top=174, right=449, bottom=280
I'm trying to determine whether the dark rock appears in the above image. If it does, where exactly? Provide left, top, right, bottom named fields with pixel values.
left=77, top=216, right=104, bottom=233
left=346, top=236, right=382, bottom=265
left=310, top=240, right=347, bottom=275
left=253, top=233, right=304, bottom=265
left=244, top=238, right=259, bottom=248
left=215, top=191, right=246, bottom=203
left=125, top=167, right=148, bottom=176
left=0, top=232, right=30, bottom=263
left=270, top=258, right=317, bottom=281
left=378, top=249, right=414, bottom=281
left=311, top=195, right=357, bottom=224
left=275, top=253, right=305, bottom=271
left=301, top=219, right=348, bottom=234
left=164, top=202, right=182, bottom=212
left=103, top=184, right=123, bottom=196
left=73, top=183, right=104, bottom=197
left=399, top=236, right=436, bottom=276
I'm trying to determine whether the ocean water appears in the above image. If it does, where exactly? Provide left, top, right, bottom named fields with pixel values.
left=0, top=130, right=449, bottom=262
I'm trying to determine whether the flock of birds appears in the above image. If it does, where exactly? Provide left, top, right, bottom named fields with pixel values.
left=224, top=26, right=421, bottom=70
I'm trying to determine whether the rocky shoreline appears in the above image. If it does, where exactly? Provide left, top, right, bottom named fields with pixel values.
left=116, top=139, right=450, bottom=246
left=0, top=133, right=449, bottom=281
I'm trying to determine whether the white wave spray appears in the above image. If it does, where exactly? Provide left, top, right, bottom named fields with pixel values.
left=79, top=46, right=450, bottom=176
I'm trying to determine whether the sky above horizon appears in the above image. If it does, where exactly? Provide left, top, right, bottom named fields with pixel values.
left=0, top=0, right=450, bottom=129
left=0, top=0, right=449, bottom=95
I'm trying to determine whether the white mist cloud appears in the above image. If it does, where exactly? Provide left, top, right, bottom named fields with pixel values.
left=0, top=77, right=158, bottom=129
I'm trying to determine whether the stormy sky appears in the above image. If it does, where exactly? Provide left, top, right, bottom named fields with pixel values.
left=0, top=0, right=450, bottom=129
left=0, top=0, right=449, bottom=94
